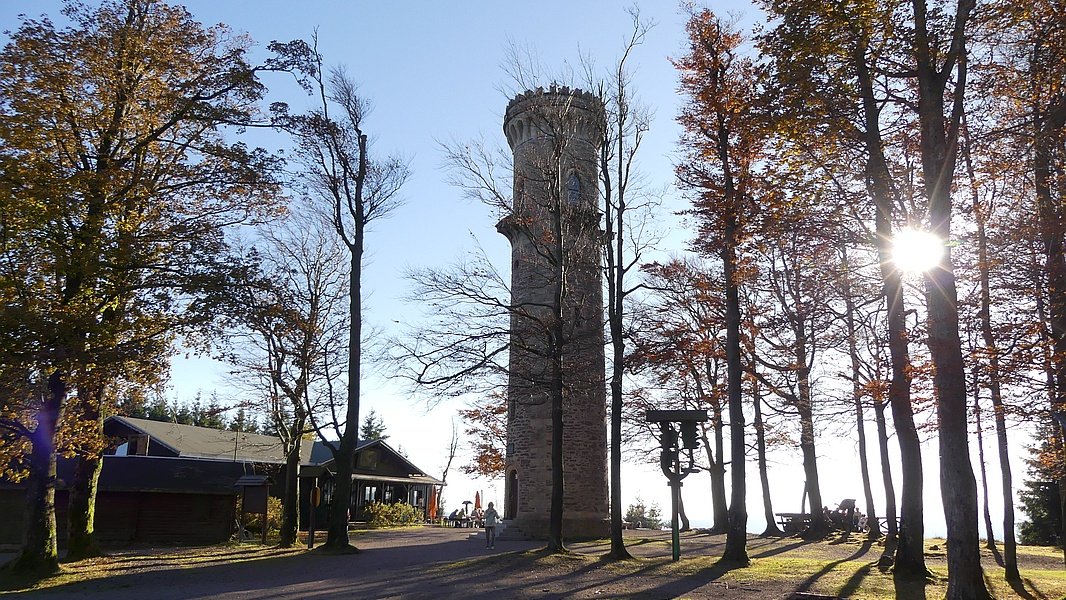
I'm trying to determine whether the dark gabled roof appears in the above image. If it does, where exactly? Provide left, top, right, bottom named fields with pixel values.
left=311, top=438, right=445, bottom=486
left=106, top=416, right=316, bottom=465
left=103, top=416, right=444, bottom=486
left=307, top=439, right=374, bottom=465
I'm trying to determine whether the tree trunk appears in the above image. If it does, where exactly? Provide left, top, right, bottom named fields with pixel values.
left=853, top=34, right=927, bottom=576
left=753, top=379, right=782, bottom=536
left=323, top=251, right=363, bottom=552
left=924, top=244, right=988, bottom=599
left=701, top=412, right=729, bottom=534
left=546, top=191, right=567, bottom=554
left=279, top=438, right=302, bottom=547
left=9, top=371, right=64, bottom=575
left=608, top=362, right=629, bottom=557
left=712, top=408, right=729, bottom=528
left=973, top=389, right=996, bottom=551
left=989, top=367, right=1019, bottom=580
left=67, top=455, right=103, bottom=560
left=678, top=490, right=691, bottom=532
left=547, top=333, right=565, bottom=552
left=1032, top=60, right=1066, bottom=570
left=873, top=398, right=898, bottom=564
left=721, top=238, right=749, bottom=564
left=795, top=341, right=828, bottom=539
left=693, top=361, right=729, bottom=534
left=912, top=0, right=988, bottom=594
left=840, top=246, right=880, bottom=542
left=1033, top=240, right=1066, bottom=567
left=968, top=143, right=1019, bottom=579
left=67, top=385, right=106, bottom=560
left=606, top=211, right=630, bottom=559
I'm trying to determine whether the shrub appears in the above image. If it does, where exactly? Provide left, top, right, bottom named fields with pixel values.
left=241, top=496, right=283, bottom=535
left=625, top=497, right=664, bottom=529
left=363, top=501, right=422, bottom=527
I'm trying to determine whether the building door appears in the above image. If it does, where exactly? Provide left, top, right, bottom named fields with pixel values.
left=506, top=469, right=518, bottom=519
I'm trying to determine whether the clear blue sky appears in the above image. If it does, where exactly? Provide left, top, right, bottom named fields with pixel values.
left=1, top=0, right=1028, bottom=538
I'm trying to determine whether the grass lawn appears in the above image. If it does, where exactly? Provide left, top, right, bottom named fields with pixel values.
left=2, top=529, right=1064, bottom=599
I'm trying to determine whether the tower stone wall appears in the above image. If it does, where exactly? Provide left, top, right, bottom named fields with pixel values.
left=498, top=86, right=608, bottom=538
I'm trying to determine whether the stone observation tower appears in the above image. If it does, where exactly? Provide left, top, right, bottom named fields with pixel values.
left=497, top=86, right=609, bottom=538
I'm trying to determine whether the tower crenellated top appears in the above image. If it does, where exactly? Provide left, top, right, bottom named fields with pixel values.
left=503, top=85, right=605, bottom=151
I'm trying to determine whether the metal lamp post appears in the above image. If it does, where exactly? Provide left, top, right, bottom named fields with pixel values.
left=646, top=409, right=708, bottom=561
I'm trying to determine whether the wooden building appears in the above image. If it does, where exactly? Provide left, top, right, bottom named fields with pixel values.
left=0, top=455, right=246, bottom=545
left=300, top=438, right=443, bottom=528
left=0, top=416, right=443, bottom=546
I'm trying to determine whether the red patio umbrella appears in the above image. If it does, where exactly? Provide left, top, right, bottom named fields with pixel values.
left=474, top=491, right=481, bottom=510
left=428, top=486, right=438, bottom=520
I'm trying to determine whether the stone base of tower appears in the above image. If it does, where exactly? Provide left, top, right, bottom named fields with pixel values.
left=501, top=513, right=610, bottom=541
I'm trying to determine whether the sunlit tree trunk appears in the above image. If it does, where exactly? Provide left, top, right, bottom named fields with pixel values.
left=67, top=385, right=106, bottom=560
left=753, top=375, right=782, bottom=536
left=911, top=0, right=989, bottom=595
left=973, top=386, right=996, bottom=551
left=839, top=247, right=879, bottom=542
left=967, top=135, right=1019, bottom=579
left=279, top=437, right=302, bottom=548
left=873, top=396, right=898, bottom=553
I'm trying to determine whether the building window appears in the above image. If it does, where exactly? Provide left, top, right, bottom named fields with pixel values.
left=567, top=173, right=581, bottom=205
left=363, top=484, right=379, bottom=504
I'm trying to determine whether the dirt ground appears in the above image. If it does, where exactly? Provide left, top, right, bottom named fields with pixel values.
left=2, top=527, right=1064, bottom=599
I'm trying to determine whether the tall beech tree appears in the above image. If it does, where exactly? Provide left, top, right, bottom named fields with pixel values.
left=592, top=8, right=654, bottom=559
left=0, top=0, right=294, bottom=571
left=674, top=9, right=767, bottom=564
left=273, top=52, right=409, bottom=551
left=836, top=242, right=885, bottom=543
left=759, top=0, right=928, bottom=574
left=906, top=0, right=991, bottom=595
left=957, top=120, right=1023, bottom=578
left=982, top=0, right=1066, bottom=556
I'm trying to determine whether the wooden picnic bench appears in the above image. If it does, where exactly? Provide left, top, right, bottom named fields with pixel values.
left=775, top=512, right=812, bottom=534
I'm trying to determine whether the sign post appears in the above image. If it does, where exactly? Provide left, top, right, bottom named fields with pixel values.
left=308, top=485, right=321, bottom=549
left=646, top=409, right=708, bottom=562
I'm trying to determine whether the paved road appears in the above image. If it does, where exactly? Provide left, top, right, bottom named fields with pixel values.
left=15, top=527, right=551, bottom=599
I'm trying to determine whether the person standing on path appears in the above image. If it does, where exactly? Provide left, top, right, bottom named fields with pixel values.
left=484, top=502, right=500, bottom=549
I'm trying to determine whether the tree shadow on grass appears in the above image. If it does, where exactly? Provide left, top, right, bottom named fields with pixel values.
left=750, top=538, right=814, bottom=559
left=791, top=540, right=873, bottom=596
left=624, top=555, right=751, bottom=599
left=891, top=570, right=931, bottom=600
left=836, top=561, right=875, bottom=598
left=1006, top=575, right=1045, bottom=600
left=986, top=541, right=1005, bottom=567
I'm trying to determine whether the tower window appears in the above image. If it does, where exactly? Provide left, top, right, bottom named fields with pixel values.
left=567, top=173, right=581, bottom=205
